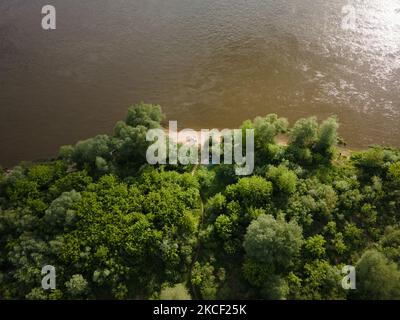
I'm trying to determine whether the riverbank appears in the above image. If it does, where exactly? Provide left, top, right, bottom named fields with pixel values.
left=165, top=129, right=353, bottom=159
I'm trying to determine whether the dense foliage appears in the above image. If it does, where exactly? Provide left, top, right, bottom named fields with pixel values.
left=1, top=103, right=399, bottom=300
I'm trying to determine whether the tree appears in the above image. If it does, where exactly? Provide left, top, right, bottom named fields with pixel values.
left=159, top=283, right=191, bottom=300
left=288, top=116, right=340, bottom=165
left=65, top=274, right=89, bottom=298
left=290, top=117, right=318, bottom=148
left=388, top=161, right=400, bottom=185
left=49, top=171, right=92, bottom=198
left=354, top=249, right=400, bottom=300
left=241, top=114, right=288, bottom=163
left=380, top=227, right=400, bottom=265
left=315, top=116, right=339, bottom=157
left=2, top=107, right=400, bottom=300
left=56, top=171, right=200, bottom=299
left=241, top=214, right=302, bottom=299
left=304, top=235, right=326, bottom=259
left=266, top=165, right=298, bottom=195
left=243, top=214, right=303, bottom=272
left=353, top=147, right=387, bottom=177
left=225, top=176, right=273, bottom=209
left=241, top=114, right=288, bottom=149
left=0, top=166, right=4, bottom=183
left=300, top=259, right=345, bottom=300
left=70, top=134, right=114, bottom=171
left=191, top=262, right=220, bottom=300
left=260, top=274, right=289, bottom=300
left=43, top=190, right=81, bottom=232
left=113, top=122, right=151, bottom=171
left=125, top=102, right=163, bottom=129
left=58, top=103, right=165, bottom=176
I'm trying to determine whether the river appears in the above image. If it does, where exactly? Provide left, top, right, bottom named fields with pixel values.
left=1, top=0, right=399, bottom=166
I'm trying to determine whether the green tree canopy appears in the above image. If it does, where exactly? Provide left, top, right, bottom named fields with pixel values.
left=354, top=249, right=400, bottom=300
left=243, top=214, right=303, bottom=272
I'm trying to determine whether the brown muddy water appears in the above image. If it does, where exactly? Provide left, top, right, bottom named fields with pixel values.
left=0, top=0, right=399, bottom=167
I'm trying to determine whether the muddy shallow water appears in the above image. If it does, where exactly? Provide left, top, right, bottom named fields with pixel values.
left=1, top=0, right=399, bottom=167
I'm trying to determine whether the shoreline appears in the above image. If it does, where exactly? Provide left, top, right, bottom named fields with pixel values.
left=1, top=130, right=394, bottom=173
left=164, top=129, right=353, bottom=158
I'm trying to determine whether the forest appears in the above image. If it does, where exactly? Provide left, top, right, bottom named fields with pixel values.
left=0, top=103, right=399, bottom=300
